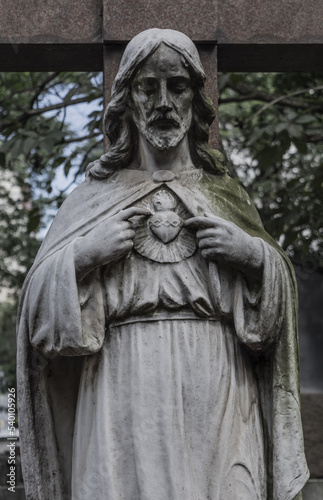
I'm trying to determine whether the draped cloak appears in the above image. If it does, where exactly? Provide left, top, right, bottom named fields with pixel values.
left=17, top=167, right=309, bottom=499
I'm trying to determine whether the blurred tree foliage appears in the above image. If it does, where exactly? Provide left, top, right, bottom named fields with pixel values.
left=0, top=70, right=322, bottom=389
left=218, top=72, right=323, bottom=270
left=0, top=71, right=103, bottom=389
left=0, top=72, right=104, bottom=293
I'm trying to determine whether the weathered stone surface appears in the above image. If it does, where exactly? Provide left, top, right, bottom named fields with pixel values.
left=0, top=0, right=103, bottom=70
left=197, top=45, right=218, bottom=148
left=1, top=0, right=323, bottom=46
left=218, top=0, right=323, bottom=44
left=217, top=0, right=323, bottom=71
left=103, top=45, right=219, bottom=149
left=103, top=46, right=124, bottom=104
left=0, top=0, right=102, bottom=43
left=103, top=0, right=217, bottom=41
left=1, top=0, right=323, bottom=71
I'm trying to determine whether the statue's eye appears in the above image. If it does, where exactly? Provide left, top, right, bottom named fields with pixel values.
left=141, top=78, right=158, bottom=94
left=168, top=78, right=190, bottom=94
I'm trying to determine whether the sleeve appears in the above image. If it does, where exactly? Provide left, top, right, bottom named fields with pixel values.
left=209, top=238, right=288, bottom=352
left=24, top=238, right=106, bottom=358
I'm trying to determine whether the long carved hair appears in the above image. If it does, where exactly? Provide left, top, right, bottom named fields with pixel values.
left=88, top=29, right=226, bottom=179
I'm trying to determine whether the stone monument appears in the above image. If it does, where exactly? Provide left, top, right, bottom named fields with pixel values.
left=17, top=29, right=309, bottom=499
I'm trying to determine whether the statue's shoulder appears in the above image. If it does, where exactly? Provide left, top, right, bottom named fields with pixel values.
left=200, top=171, right=252, bottom=203
left=37, top=172, right=117, bottom=259
left=55, top=169, right=118, bottom=219
left=198, top=171, right=264, bottom=229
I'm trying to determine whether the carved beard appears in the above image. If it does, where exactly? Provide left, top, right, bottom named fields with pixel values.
left=142, top=121, right=191, bottom=151
left=133, top=111, right=193, bottom=151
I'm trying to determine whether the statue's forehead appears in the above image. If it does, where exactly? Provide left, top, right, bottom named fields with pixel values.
left=135, top=45, right=190, bottom=79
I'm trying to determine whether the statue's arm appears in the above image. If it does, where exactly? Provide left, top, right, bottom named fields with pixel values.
left=24, top=238, right=105, bottom=358
left=74, top=207, right=151, bottom=280
left=186, top=214, right=290, bottom=352
left=185, top=214, right=264, bottom=279
left=230, top=239, right=289, bottom=352
left=24, top=207, right=150, bottom=358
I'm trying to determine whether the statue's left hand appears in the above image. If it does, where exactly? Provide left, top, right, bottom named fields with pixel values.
left=185, top=214, right=264, bottom=276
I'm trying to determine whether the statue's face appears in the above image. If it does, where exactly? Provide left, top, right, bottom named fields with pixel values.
left=130, top=44, right=194, bottom=150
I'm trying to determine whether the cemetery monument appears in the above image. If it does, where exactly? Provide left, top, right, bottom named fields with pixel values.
left=17, top=28, right=309, bottom=500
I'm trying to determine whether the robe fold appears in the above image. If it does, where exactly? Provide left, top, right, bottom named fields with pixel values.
left=17, top=167, right=309, bottom=499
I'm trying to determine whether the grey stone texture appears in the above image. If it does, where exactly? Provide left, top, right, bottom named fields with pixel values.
left=0, top=0, right=322, bottom=71
left=0, top=0, right=102, bottom=43
left=103, top=0, right=217, bottom=40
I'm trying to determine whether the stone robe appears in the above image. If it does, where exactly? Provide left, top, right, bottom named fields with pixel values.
left=17, top=167, right=309, bottom=500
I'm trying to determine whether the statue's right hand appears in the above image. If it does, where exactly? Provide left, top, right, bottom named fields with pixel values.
left=74, top=207, right=151, bottom=278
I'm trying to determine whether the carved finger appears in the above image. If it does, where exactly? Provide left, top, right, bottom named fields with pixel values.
left=198, top=237, right=219, bottom=249
left=119, top=207, right=152, bottom=220
left=184, top=216, right=217, bottom=228
left=124, top=240, right=134, bottom=250
left=123, top=229, right=136, bottom=240
left=196, top=228, right=219, bottom=239
left=200, top=248, right=216, bottom=259
left=120, top=219, right=134, bottom=231
left=117, top=239, right=134, bottom=253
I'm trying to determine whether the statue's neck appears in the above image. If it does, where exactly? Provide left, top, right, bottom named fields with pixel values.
left=135, top=135, right=193, bottom=173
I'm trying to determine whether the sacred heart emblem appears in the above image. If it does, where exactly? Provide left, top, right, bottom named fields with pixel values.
left=149, top=211, right=183, bottom=243
left=148, top=190, right=183, bottom=244
left=133, top=188, right=196, bottom=262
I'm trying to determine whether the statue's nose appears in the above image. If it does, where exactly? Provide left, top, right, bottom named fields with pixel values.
left=155, top=83, right=172, bottom=113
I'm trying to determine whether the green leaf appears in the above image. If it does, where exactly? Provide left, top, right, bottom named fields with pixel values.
left=51, top=156, right=67, bottom=169
left=27, top=207, right=41, bottom=233
left=275, top=122, right=287, bottom=134
left=9, top=137, right=24, bottom=159
left=287, top=124, right=303, bottom=139
left=23, top=137, right=37, bottom=155
left=296, top=115, right=316, bottom=125
left=64, top=159, right=72, bottom=177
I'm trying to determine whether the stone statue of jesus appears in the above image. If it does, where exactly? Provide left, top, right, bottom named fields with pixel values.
left=17, top=28, right=308, bottom=500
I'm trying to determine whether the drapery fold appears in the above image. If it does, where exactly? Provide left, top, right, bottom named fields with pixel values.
left=17, top=169, right=309, bottom=499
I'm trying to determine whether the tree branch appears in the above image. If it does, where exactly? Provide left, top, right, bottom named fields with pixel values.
left=246, top=85, right=323, bottom=122
left=25, top=97, right=98, bottom=117
left=29, top=72, right=60, bottom=109
left=57, top=133, right=101, bottom=145
left=219, top=95, right=264, bottom=104
left=0, top=94, right=102, bottom=134
left=220, top=83, right=323, bottom=112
